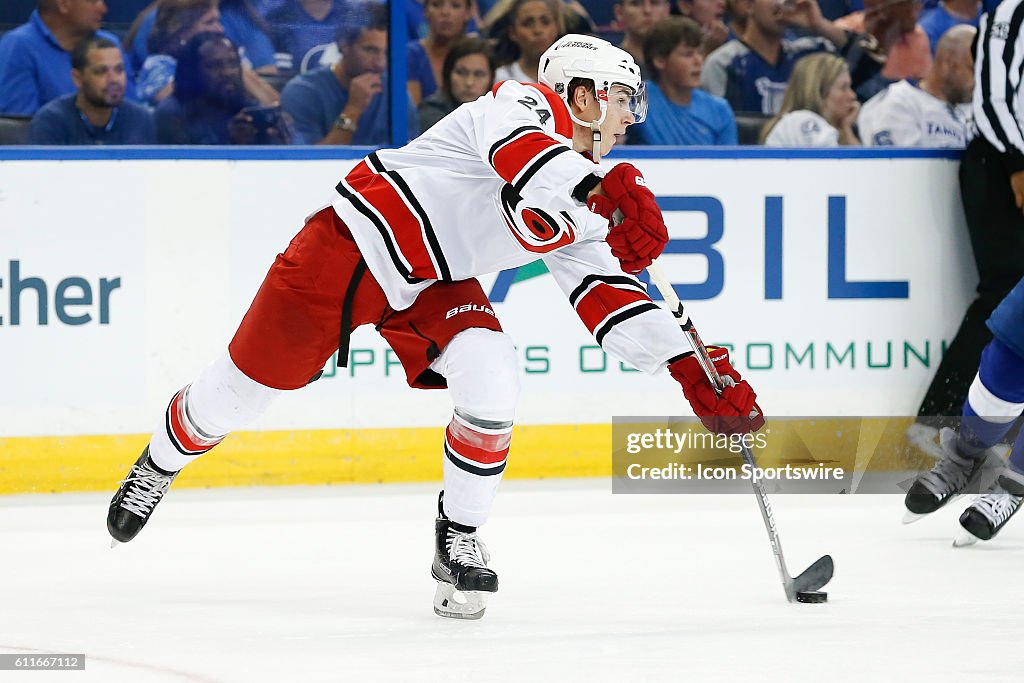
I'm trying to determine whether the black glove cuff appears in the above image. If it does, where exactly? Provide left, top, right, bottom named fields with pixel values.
left=572, top=173, right=604, bottom=205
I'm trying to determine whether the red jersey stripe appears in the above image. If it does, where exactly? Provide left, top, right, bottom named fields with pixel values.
left=574, top=284, right=653, bottom=334
left=344, top=172, right=440, bottom=280
left=491, top=131, right=562, bottom=185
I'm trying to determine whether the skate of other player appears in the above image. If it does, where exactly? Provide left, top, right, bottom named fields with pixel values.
left=107, top=34, right=764, bottom=619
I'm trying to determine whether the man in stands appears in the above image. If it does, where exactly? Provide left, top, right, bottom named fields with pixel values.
left=614, top=0, right=673, bottom=76
left=0, top=0, right=136, bottom=115
left=702, top=0, right=883, bottom=114
left=631, top=16, right=737, bottom=144
left=280, top=2, right=416, bottom=145
left=155, top=33, right=291, bottom=145
left=836, top=0, right=933, bottom=99
left=858, top=24, right=975, bottom=147
left=28, top=35, right=155, bottom=145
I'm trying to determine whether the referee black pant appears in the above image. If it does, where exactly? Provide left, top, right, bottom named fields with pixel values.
left=918, top=137, right=1024, bottom=417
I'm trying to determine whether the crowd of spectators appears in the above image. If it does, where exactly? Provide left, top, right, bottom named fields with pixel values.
left=0, top=0, right=985, bottom=147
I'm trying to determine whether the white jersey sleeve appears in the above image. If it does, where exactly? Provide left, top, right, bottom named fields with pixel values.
left=764, top=111, right=839, bottom=147
left=543, top=240, right=690, bottom=374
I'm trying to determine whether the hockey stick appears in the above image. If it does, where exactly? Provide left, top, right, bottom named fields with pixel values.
left=645, top=261, right=834, bottom=602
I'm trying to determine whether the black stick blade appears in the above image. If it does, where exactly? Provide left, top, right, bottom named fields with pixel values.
left=792, top=555, right=834, bottom=594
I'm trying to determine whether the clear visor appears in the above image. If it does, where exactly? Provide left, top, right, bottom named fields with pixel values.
left=606, top=82, right=647, bottom=124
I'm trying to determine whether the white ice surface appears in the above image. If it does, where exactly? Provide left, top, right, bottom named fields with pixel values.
left=2, top=480, right=1023, bottom=682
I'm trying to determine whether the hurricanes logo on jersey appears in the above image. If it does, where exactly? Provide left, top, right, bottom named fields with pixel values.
left=497, top=184, right=576, bottom=253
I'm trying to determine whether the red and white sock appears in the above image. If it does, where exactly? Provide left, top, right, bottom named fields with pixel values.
left=442, top=409, right=513, bottom=527
left=148, top=352, right=281, bottom=472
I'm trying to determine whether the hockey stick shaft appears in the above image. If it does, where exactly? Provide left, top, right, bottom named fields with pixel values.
left=645, top=261, right=795, bottom=594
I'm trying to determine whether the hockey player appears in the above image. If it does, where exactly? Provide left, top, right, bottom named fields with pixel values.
left=107, top=34, right=764, bottom=619
left=904, top=277, right=1024, bottom=546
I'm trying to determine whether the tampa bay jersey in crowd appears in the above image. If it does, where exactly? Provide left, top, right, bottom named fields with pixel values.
left=858, top=80, right=970, bottom=148
left=764, top=111, right=839, bottom=147
left=331, top=79, right=687, bottom=374
left=701, top=37, right=833, bottom=115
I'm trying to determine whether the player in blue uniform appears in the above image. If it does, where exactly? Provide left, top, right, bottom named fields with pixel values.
left=904, top=277, right=1024, bottom=545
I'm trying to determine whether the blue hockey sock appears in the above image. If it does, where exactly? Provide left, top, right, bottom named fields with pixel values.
left=959, top=339, right=1024, bottom=455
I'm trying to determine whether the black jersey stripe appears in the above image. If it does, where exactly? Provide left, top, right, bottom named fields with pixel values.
left=335, top=179, right=425, bottom=285
left=594, top=302, right=660, bottom=346
left=367, top=151, right=386, bottom=172
left=513, top=146, right=570, bottom=194
left=568, top=274, right=648, bottom=307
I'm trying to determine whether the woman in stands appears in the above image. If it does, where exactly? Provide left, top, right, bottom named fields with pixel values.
left=407, top=0, right=475, bottom=106
left=487, top=0, right=564, bottom=83
left=417, top=36, right=496, bottom=131
left=760, top=52, right=861, bottom=146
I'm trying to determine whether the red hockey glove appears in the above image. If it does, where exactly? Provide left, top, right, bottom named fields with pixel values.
left=589, top=163, right=668, bottom=275
left=668, top=347, right=766, bottom=435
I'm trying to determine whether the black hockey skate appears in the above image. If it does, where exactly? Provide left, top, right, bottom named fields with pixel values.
left=107, top=447, right=178, bottom=546
left=954, top=474, right=1024, bottom=547
left=903, top=428, right=987, bottom=523
left=431, top=492, right=498, bottom=620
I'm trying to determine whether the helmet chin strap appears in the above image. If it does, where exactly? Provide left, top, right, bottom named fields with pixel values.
left=568, top=99, right=608, bottom=163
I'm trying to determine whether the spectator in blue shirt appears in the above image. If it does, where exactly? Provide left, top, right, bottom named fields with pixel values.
left=0, top=1, right=136, bottom=115
left=28, top=35, right=155, bottom=145
left=919, top=0, right=980, bottom=54
left=280, top=3, right=418, bottom=144
left=632, top=16, right=737, bottom=144
left=408, top=0, right=474, bottom=105
left=155, top=32, right=292, bottom=144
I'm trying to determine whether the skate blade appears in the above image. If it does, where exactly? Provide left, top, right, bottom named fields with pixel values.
left=902, top=510, right=926, bottom=525
left=110, top=538, right=120, bottom=549
left=953, top=531, right=980, bottom=547
left=433, top=582, right=489, bottom=620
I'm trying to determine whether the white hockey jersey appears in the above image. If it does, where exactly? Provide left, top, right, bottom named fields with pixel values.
left=858, top=80, right=969, bottom=148
left=763, top=111, right=839, bottom=147
left=332, top=79, right=687, bottom=374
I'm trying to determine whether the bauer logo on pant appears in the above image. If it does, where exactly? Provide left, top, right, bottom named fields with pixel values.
left=445, top=304, right=496, bottom=319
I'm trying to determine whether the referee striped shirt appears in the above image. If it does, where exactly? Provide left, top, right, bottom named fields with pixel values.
left=976, top=0, right=1024, bottom=171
